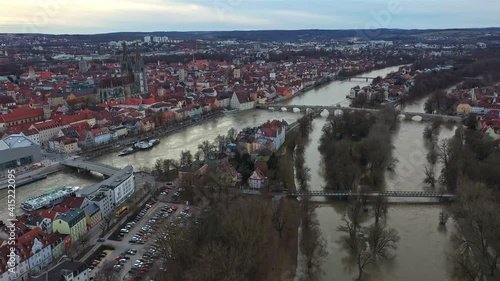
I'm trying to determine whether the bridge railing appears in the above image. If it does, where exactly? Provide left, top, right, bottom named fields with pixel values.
left=288, top=190, right=454, bottom=198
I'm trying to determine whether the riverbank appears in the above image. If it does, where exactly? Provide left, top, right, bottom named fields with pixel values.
left=81, top=111, right=224, bottom=160
left=257, top=136, right=299, bottom=281
left=0, top=163, right=67, bottom=190
left=269, top=75, right=339, bottom=105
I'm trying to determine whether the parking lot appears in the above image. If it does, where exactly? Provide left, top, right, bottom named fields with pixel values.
left=88, top=183, right=191, bottom=280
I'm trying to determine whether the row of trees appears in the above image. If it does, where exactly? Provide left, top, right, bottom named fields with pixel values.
left=318, top=107, right=399, bottom=191
left=150, top=128, right=238, bottom=181
left=148, top=192, right=273, bottom=281
left=290, top=114, right=327, bottom=281
left=434, top=126, right=499, bottom=192
left=422, top=120, right=442, bottom=187
left=402, top=56, right=500, bottom=108
left=293, top=114, right=314, bottom=192
left=424, top=90, right=457, bottom=114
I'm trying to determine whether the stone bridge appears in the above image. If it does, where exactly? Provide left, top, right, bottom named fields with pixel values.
left=256, top=104, right=463, bottom=123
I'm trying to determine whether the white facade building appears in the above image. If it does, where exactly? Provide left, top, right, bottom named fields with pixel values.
left=76, top=165, right=135, bottom=211
left=28, top=238, right=53, bottom=274
left=230, top=92, right=255, bottom=111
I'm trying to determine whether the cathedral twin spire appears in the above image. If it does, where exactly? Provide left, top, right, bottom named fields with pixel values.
left=120, top=42, right=144, bottom=75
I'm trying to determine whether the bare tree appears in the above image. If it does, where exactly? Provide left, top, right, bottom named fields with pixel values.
left=449, top=234, right=485, bottom=281
left=299, top=195, right=327, bottom=281
left=437, top=139, right=451, bottom=169
left=451, top=180, right=500, bottom=278
left=227, top=127, right=238, bottom=143
left=366, top=224, right=400, bottom=260
left=180, top=150, right=194, bottom=167
left=198, top=140, right=215, bottom=160
left=423, top=166, right=436, bottom=187
left=272, top=198, right=286, bottom=238
left=338, top=198, right=399, bottom=281
left=338, top=197, right=364, bottom=239
left=439, top=212, right=449, bottom=226
left=93, top=260, right=121, bottom=281
left=371, top=196, right=388, bottom=227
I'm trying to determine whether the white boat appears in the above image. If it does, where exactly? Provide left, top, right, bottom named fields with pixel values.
left=148, top=139, right=160, bottom=146
left=22, top=186, right=79, bottom=211
left=134, top=141, right=153, bottom=150
left=223, top=108, right=239, bottom=115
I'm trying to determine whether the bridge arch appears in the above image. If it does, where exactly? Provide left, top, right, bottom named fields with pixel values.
left=293, top=107, right=301, bottom=113
left=280, top=107, right=288, bottom=112
left=306, top=108, right=313, bottom=114
left=397, top=113, right=406, bottom=120
left=320, top=109, right=330, bottom=117
left=411, top=115, right=423, bottom=122
left=268, top=107, right=275, bottom=111
left=334, top=109, right=344, bottom=117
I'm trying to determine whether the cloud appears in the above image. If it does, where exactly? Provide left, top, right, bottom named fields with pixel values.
left=0, top=0, right=498, bottom=33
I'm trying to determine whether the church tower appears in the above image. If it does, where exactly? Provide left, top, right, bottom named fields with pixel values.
left=43, top=103, right=51, bottom=120
left=120, top=42, right=133, bottom=75
left=28, top=66, right=36, bottom=80
left=134, top=44, right=148, bottom=95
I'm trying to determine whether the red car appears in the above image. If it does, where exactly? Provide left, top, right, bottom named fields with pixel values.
left=165, top=186, right=173, bottom=190
left=170, top=206, right=177, bottom=211
left=115, top=255, right=122, bottom=261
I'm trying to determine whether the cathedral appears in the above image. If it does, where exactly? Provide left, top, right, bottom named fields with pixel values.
left=97, top=43, right=148, bottom=103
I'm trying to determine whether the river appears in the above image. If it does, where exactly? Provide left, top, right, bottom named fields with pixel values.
left=0, top=110, right=300, bottom=222
left=295, top=65, right=458, bottom=280
left=1, top=65, right=457, bottom=280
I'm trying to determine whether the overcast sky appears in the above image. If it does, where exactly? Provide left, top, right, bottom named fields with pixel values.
left=1, top=0, right=499, bottom=34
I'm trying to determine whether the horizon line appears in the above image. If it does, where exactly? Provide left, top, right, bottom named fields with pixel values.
left=1, top=26, right=499, bottom=36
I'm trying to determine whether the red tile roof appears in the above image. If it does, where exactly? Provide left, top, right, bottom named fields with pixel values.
left=32, top=120, right=59, bottom=131
left=39, top=210, right=58, bottom=220
left=0, top=107, right=43, bottom=123
left=60, top=197, right=86, bottom=209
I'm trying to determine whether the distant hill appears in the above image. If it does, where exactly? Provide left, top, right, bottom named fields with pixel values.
left=4, top=28, right=500, bottom=42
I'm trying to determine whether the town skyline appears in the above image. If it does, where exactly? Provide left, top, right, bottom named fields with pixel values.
left=1, top=0, right=499, bottom=34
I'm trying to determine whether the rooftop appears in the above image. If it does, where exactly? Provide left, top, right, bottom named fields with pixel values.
left=0, top=133, right=39, bottom=151
left=77, top=165, right=133, bottom=197
left=28, top=260, right=87, bottom=281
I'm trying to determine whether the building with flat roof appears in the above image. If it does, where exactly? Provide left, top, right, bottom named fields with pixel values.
left=0, top=133, right=41, bottom=173
left=77, top=165, right=134, bottom=210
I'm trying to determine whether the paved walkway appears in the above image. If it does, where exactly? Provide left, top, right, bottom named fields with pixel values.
left=0, top=163, right=65, bottom=189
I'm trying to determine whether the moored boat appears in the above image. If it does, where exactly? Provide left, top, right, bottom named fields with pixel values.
left=119, top=146, right=138, bottom=156
left=22, top=186, right=79, bottom=211
left=223, top=108, right=239, bottom=115
left=148, top=138, right=160, bottom=147
left=134, top=141, right=153, bottom=150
